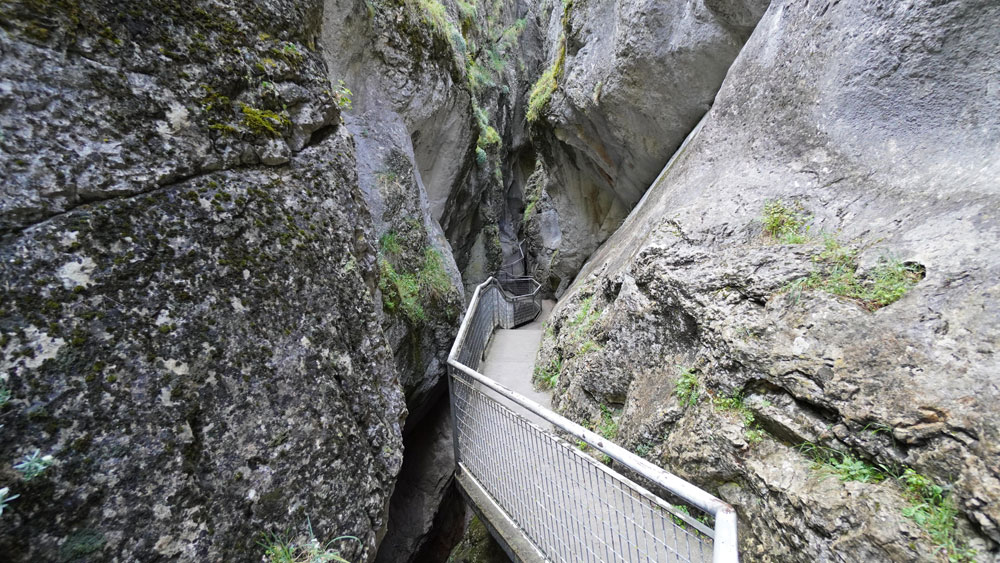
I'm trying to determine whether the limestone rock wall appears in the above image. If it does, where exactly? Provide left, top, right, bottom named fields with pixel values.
left=537, top=0, right=1000, bottom=560
left=522, top=0, right=769, bottom=294
left=0, top=1, right=405, bottom=560
left=319, top=1, right=545, bottom=560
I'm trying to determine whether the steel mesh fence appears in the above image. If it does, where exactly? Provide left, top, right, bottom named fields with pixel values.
left=451, top=371, right=713, bottom=562
left=448, top=278, right=729, bottom=562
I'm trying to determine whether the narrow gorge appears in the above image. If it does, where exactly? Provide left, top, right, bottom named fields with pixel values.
left=0, top=0, right=997, bottom=562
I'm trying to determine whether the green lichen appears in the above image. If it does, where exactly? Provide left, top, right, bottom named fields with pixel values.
left=59, top=529, right=105, bottom=562
left=239, top=103, right=290, bottom=137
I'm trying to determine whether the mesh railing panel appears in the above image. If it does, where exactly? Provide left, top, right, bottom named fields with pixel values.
left=451, top=372, right=713, bottom=563
left=450, top=278, right=715, bottom=562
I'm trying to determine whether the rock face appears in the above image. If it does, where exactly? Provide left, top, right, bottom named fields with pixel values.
left=320, top=1, right=542, bottom=559
left=446, top=515, right=510, bottom=563
left=0, top=1, right=405, bottom=560
left=523, top=0, right=769, bottom=294
left=537, top=0, right=1000, bottom=560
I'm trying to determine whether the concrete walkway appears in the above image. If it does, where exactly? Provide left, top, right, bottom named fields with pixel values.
left=479, top=300, right=555, bottom=425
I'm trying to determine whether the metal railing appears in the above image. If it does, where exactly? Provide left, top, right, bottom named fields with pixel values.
left=498, top=240, right=527, bottom=280
left=447, top=278, right=739, bottom=563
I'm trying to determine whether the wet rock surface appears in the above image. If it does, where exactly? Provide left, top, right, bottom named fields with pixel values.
left=538, top=0, right=1000, bottom=560
left=3, top=0, right=999, bottom=561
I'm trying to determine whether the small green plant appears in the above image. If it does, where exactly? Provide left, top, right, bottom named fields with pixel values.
left=713, top=392, right=755, bottom=426
left=633, top=443, right=651, bottom=457
left=673, top=367, right=699, bottom=407
left=596, top=405, right=619, bottom=440
left=671, top=504, right=692, bottom=527
left=417, top=248, right=453, bottom=302
left=567, top=296, right=601, bottom=341
left=898, top=469, right=976, bottom=562
left=578, top=340, right=601, bottom=355
left=333, top=80, right=352, bottom=110
left=455, top=0, right=477, bottom=21
left=0, top=487, right=19, bottom=516
left=473, top=106, right=501, bottom=150
left=715, top=391, right=767, bottom=445
left=259, top=518, right=358, bottom=563
left=762, top=200, right=810, bottom=243
left=14, top=449, right=54, bottom=481
left=0, top=383, right=10, bottom=408
left=533, top=357, right=562, bottom=389
left=794, top=243, right=924, bottom=310
left=477, top=125, right=501, bottom=148
left=416, top=0, right=450, bottom=36
left=799, top=443, right=886, bottom=484
left=379, top=232, right=401, bottom=255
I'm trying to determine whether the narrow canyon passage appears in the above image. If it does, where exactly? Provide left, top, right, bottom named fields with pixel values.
left=1, top=0, right=997, bottom=561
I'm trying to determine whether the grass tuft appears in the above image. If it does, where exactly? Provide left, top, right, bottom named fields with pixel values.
left=800, top=442, right=887, bottom=483
left=567, top=296, right=601, bottom=341
left=673, top=367, right=699, bottom=407
left=762, top=199, right=810, bottom=244
left=596, top=404, right=619, bottom=440
left=798, top=445, right=975, bottom=560
left=790, top=236, right=925, bottom=310
left=259, top=519, right=357, bottom=563
left=898, top=469, right=977, bottom=562
left=533, top=357, right=562, bottom=389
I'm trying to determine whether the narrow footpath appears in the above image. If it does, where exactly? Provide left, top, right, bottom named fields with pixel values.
left=479, top=299, right=556, bottom=425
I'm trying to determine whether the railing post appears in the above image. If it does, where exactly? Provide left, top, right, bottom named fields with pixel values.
left=713, top=506, right=739, bottom=563
left=447, top=366, right=462, bottom=472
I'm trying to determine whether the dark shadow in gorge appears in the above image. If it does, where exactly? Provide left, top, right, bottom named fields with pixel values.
left=375, top=390, right=467, bottom=563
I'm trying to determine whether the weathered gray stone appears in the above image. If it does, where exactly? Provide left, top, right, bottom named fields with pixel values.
left=0, top=2, right=405, bottom=561
left=538, top=0, right=1000, bottom=559
left=524, top=0, right=770, bottom=289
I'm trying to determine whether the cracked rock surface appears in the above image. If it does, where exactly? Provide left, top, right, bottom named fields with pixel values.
left=0, top=1, right=405, bottom=560
left=538, top=0, right=1000, bottom=560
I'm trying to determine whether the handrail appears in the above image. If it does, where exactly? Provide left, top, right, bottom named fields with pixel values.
left=498, top=240, right=527, bottom=280
left=448, top=277, right=739, bottom=563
